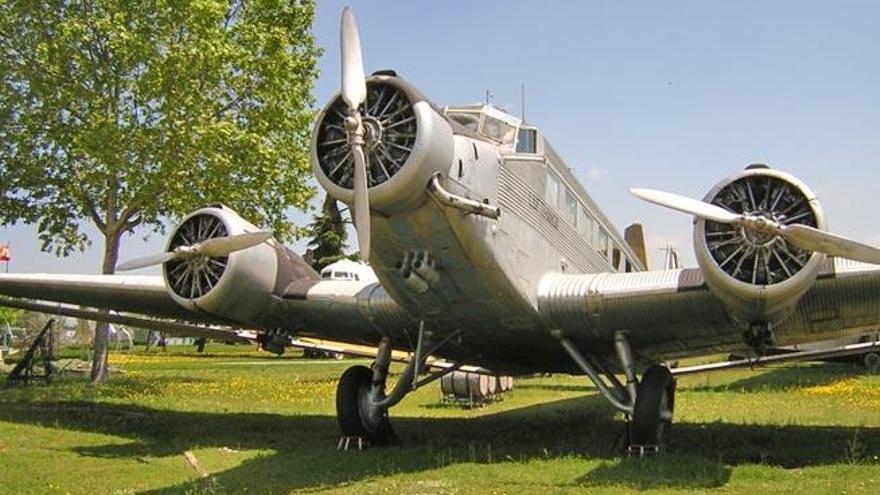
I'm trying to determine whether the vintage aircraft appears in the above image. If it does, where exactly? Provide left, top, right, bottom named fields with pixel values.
left=3, top=7, right=880, bottom=450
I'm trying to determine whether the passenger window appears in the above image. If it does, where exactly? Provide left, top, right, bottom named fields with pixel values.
left=563, top=189, right=577, bottom=226
left=545, top=169, right=560, bottom=208
left=597, top=228, right=609, bottom=258
left=577, top=206, right=593, bottom=242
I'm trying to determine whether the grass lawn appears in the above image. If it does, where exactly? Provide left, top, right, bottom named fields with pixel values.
left=1, top=344, right=879, bottom=494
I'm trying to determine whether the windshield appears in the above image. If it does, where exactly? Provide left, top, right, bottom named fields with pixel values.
left=448, top=112, right=480, bottom=132
left=481, top=114, right=517, bottom=143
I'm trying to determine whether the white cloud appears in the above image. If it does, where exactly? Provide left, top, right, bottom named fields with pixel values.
left=586, top=166, right=610, bottom=182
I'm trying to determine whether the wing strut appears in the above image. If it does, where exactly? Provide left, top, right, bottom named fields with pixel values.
left=670, top=339, right=880, bottom=375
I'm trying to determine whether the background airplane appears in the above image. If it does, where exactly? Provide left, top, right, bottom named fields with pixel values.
left=3, top=7, right=880, bottom=452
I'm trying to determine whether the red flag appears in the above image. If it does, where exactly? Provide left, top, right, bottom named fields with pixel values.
left=0, top=244, right=9, bottom=262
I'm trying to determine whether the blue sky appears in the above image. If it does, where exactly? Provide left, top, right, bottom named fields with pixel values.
left=3, top=1, right=880, bottom=273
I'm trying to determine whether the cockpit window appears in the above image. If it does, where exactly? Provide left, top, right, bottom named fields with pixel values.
left=449, top=112, right=480, bottom=133
left=516, top=128, right=537, bottom=153
left=482, top=114, right=517, bottom=144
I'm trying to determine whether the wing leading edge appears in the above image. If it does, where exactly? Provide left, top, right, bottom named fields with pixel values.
left=0, top=273, right=224, bottom=324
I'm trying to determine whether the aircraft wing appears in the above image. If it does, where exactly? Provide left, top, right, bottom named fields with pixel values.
left=0, top=268, right=408, bottom=351
left=538, top=257, right=880, bottom=363
left=0, top=273, right=223, bottom=323
left=0, top=271, right=487, bottom=370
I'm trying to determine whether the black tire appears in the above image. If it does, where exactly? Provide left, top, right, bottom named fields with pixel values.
left=864, top=352, right=880, bottom=373
left=630, top=364, right=675, bottom=447
left=335, top=365, right=397, bottom=444
left=336, top=365, right=372, bottom=436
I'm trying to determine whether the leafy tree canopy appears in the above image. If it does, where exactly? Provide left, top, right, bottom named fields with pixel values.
left=0, top=0, right=321, bottom=383
left=0, top=0, right=321, bottom=264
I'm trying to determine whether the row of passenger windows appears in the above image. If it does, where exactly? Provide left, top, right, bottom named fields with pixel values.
left=320, top=270, right=361, bottom=281
left=544, top=167, right=633, bottom=272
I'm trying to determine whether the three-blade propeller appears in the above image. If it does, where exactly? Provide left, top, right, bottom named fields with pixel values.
left=630, top=188, right=880, bottom=265
left=341, top=7, right=371, bottom=262
left=116, top=231, right=272, bottom=271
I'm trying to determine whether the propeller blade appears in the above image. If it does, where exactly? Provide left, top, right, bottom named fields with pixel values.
left=340, top=7, right=366, bottom=111
left=782, top=224, right=880, bottom=265
left=352, top=145, right=371, bottom=261
left=117, top=251, right=177, bottom=271
left=199, top=231, right=272, bottom=258
left=630, top=188, right=741, bottom=224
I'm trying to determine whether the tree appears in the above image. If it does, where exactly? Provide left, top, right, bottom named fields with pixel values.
left=0, top=0, right=320, bottom=383
left=306, top=195, right=350, bottom=272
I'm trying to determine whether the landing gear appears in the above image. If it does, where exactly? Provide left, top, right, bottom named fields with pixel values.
left=554, top=329, right=677, bottom=453
left=629, top=364, right=676, bottom=448
left=334, top=324, right=461, bottom=448
left=863, top=352, right=880, bottom=373
left=335, top=365, right=396, bottom=444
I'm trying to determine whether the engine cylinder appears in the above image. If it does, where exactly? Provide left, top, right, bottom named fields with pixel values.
left=311, top=75, right=454, bottom=215
left=693, top=167, right=827, bottom=325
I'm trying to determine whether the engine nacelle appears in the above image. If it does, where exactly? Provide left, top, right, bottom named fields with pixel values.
left=163, top=205, right=316, bottom=324
left=693, top=166, right=827, bottom=325
left=311, top=74, right=455, bottom=215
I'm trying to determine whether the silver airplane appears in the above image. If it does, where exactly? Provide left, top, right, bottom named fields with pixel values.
left=3, top=8, right=880, bottom=450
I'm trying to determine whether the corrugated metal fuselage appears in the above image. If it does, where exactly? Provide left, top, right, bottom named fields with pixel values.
left=296, top=106, right=880, bottom=374
left=313, top=131, right=659, bottom=373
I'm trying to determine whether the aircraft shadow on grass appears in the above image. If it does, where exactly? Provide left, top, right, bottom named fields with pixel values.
left=1, top=389, right=877, bottom=494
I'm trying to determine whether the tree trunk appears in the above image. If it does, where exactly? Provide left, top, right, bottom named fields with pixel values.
left=90, top=229, right=121, bottom=385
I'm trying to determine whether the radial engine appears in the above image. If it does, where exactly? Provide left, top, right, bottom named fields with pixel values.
left=693, top=165, right=826, bottom=326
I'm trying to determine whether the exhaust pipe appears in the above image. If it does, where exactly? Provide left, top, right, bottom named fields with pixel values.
left=401, top=268, right=429, bottom=293
left=412, top=255, right=440, bottom=286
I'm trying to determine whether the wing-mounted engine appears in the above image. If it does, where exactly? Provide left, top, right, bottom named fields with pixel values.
left=311, top=74, right=455, bottom=216
left=117, top=205, right=318, bottom=326
left=163, top=205, right=317, bottom=324
left=693, top=166, right=826, bottom=324
left=633, top=164, right=880, bottom=331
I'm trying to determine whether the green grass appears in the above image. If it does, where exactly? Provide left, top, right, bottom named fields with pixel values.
left=1, top=344, right=879, bottom=494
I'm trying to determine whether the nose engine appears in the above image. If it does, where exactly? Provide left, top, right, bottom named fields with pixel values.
left=693, top=166, right=827, bottom=324
left=311, top=75, right=454, bottom=215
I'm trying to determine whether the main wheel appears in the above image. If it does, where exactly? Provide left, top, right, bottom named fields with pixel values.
left=863, top=352, right=880, bottom=373
left=629, top=364, right=675, bottom=448
left=335, top=365, right=396, bottom=445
